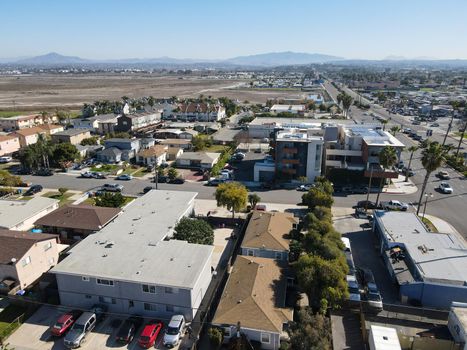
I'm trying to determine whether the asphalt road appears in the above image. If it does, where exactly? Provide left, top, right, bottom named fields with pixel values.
left=323, top=81, right=467, bottom=236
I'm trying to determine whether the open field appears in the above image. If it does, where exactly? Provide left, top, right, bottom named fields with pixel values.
left=0, top=74, right=308, bottom=109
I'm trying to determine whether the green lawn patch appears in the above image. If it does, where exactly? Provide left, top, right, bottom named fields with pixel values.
left=90, top=164, right=120, bottom=173
left=85, top=195, right=134, bottom=208
left=420, top=216, right=438, bottom=233
left=205, top=144, right=229, bottom=153
left=0, top=304, right=29, bottom=341
left=420, top=87, right=434, bottom=92
left=42, top=191, right=74, bottom=205
left=0, top=111, right=31, bottom=118
left=454, top=131, right=465, bottom=138
left=132, top=168, right=149, bottom=177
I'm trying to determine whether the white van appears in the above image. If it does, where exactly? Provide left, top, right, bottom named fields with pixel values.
left=163, top=315, right=186, bottom=348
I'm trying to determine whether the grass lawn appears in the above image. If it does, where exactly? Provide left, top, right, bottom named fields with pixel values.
left=420, top=87, right=434, bottom=92
left=84, top=195, right=134, bottom=207
left=90, top=164, right=120, bottom=173
left=42, top=191, right=74, bottom=206
left=0, top=304, right=29, bottom=340
left=132, top=168, right=150, bottom=177
left=454, top=131, right=465, bottom=138
left=205, top=144, right=229, bottom=153
left=420, top=216, right=438, bottom=233
left=121, top=166, right=144, bottom=175
left=0, top=111, right=31, bottom=118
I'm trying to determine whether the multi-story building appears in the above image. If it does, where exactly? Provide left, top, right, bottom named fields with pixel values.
left=0, top=114, right=57, bottom=131
left=116, top=112, right=161, bottom=132
left=274, top=129, right=324, bottom=183
left=173, top=102, right=226, bottom=122
left=51, top=191, right=213, bottom=322
left=324, top=125, right=404, bottom=179
left=9, top=126, right=48, bottom=147
left=0, top=135, right=20, bottom=156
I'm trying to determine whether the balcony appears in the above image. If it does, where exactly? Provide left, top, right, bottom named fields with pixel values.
left=281, top=158, right=300, bottom=165
left=325, top=149, right=362, bottom=157
left=282, top=147, right=298, bottom=154
left=281, top=168, right=296, bottom=175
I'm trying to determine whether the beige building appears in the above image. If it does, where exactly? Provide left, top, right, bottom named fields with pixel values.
left=136, top=145, right=168, bottom=167
left=0, top=197, right=59, bottom=231
left=38, top=124, right=64, bottom=135
left=0, top=230, right=61, bottom=290
left=9, top=126, right=48, bottom=147
left=0, top=114, right=57, bottom=131
left=51, top=129, right=91, bottom=145
left=0, top=135, right=21, bottom=156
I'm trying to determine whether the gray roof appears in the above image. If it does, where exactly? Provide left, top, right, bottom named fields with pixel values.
left=375, top=211, right=467, bottom=285
left=52, top=129, right=90, bottom=136
left=0, top=198, right=59, bottom=229
left=177, top=152, right=220, bottom=163
left=212, top=129, right=240, bottom=142
left=105, top=138, right=139, bottom=144
left=89, top=114, right=120, bottom=122
left=98, top=147, right=122, bottom=157
left=52, top=190, right=213, bottom=288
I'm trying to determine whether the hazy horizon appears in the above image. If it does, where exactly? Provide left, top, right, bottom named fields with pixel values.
left=2, top=0, right=467, bottom=60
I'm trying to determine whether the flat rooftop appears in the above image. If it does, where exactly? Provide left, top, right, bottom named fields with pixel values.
left=277, top=130, right=323, bottom=142
left=52, top=190, right=213, bottom=288
left=0, top=197, right=59, bottom=229
left=345, top=126, right=405, bottom=147
left=375, top=211, right=467, bottom=285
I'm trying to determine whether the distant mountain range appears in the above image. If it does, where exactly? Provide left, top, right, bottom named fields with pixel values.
left=1, top=51, right=343, bottom=67
left=2, top=51, right=467, bottom=67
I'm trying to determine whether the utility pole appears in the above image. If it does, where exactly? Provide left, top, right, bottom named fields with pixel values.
left=365, top=165, right=374, bottom=212
left=154, top=165, right=158, bottom=190
left=422, top=192, right=433, bottom=220
left=442, top=113, right=455, bottom=146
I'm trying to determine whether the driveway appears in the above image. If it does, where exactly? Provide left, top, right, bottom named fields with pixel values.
left=6, top=305, right=180, bottom=350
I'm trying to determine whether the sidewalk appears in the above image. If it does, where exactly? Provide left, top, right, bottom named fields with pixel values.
left=424, top=214, right=466, bottom=245
left=382, top=174, right=418, bottom=195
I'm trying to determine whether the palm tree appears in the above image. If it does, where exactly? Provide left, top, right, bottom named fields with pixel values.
left=416, top=142, right=446, bottom=215
left=375, top=146, right=398, bottom=207
left=381, top=119, right=389, bottom=131
left=390, top=126, right=400, bottom=136
left=405, top=145, right=419, bottom=182
left=455, top=117, right=467, bottom=156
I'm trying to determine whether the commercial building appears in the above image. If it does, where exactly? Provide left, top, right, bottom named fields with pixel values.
left=274, top=129, right=324, bottom=183
left=0, top=198, right=59, bottom=231
left=241, top=211, right=298, bottom=261
left=0, top=230, right=60, bottom=291
left=52, top=191, right=213, bottom=321
left=51, top=129, right=91, bottom=145
left=374, top=211, right=467, bottom=309
left=212, top=256, right=293, bottom=350
left=247, top=117, right=325, bottom=139
left=34, top=204, right=121, bottom=242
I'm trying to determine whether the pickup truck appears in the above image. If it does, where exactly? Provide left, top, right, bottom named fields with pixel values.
left=381, top=200, right=409, bottom=211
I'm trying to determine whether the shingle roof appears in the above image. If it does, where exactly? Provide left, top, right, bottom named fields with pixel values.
left=159, top=138, right=191, bottom=145
left=38, top=124, right=63, bottom=131
left=0, top=135, right=18, bottom=142
left=0, top=229, right=57, bottom=264
left=242, top=211, right=297, bottom=251
left=34, top=204, right=121, bottom=231
left=99, top=147, right=122, bottom=157
left=9, top=126, right=46, bottom=137
left=137, top=145, right=168, bottom=158
left=177, top=152, right=220, bottom=163
left=212, top=256, right=293, bottom=333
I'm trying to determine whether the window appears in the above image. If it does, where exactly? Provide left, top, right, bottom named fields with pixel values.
left=96, top=279, right=114, bottom=286
left=85, top=295, right=92, bottom=299
left=165, top=287, right=179, bottom=294
left=44, top=241, right=52, bottom=251
left=261, top=333, right=271, bottom=344
left=166, top=305, right=174, bottom=312
left=224, top=327, right=231, bottom=337
left=129, top=300, right=134, bottom=308
left=99, top=296, right=116, bottom=304
left=22, top=256, right=31, bottom=267
left=144, top=303, right=157, bottom=311
left=247, top=250, right=254, bottom=257
left=142, top=284, right=156, bottom=294
left=82, top=276, right=90, bottom=282
left=275, top=251, right=282, bottom=260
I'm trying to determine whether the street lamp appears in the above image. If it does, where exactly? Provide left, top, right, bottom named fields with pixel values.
left=422, top=192, right=433, bottom=220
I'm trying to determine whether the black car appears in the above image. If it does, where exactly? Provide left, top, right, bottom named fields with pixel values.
left=356, top=200, right=380, bottom=209
left=16, top=168, right=32, bottom=175
left=169, top=178, right=185, bottom=184
left=352, top=186, right=368, bottom=194
left=25, top=184, right=43, bottom=196
left=116, top=317, right=143, bottom=344
left=143, top=186, right=156, bottom=194
left=154, top=175, right=169, bottom=183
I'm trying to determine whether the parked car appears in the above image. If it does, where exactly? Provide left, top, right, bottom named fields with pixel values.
left=154, top=175, right=169, bottom=183
left=366, top=288, right=383, bottom=311
left=296, top=184, right=313, bottom=192
left=143, top=186, right=156, bottom=194
left=356, top=200, right=380, bottom=209
left=25, top=184, right=43, bottom=196
left=346, top=275, right=361, bottom=302
left=16, top=168, right=32, bottom=175
left=50, top=310, right=83, bottom=337
left=206, top=178, right=225, bottom=186
left=341, top=237, right=351, bottom=252
left=90, top=304, right=107, bottom=323
left=351, top=185, right=368, bottom=194
left=439, top=182, right=453, bottom=194
left=437, top=170, right=450, bottom=180
left=34, top=168, right=53, bottom=176
left=400, top=167, right=415, bottom=177
left=116, top=174, right=133, bottom=181
left=101, top=183, right=123, bottom=192
left=137, top=320, right=163, bottom=348
left=91, top=172, right=106, bottom=179
left=255, top=204, right=267, bottom=211
left=430, top=123, right=439, bottom=127
left=168, top=178, right=185, bottom=184
left=163, top=315, right=186, bottom=348
left=80, top=171, right=93, bottom=178
left=116, top=316, right=143, bottom=344
left=381, top=200, right=409, bottom=211
left=63, top=312, right=97, bottom=348
left=0, top=156, right=12, bottom=163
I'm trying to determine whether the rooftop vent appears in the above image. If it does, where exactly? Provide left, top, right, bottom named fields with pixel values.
left=237, top=299, right=242, bottom=304
left=102, top=254, right=108, bottom=257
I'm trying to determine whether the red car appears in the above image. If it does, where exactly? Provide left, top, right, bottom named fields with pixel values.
left=50, top=310, right=83, bottom=337
left=137, top=320, right=163, bottom=348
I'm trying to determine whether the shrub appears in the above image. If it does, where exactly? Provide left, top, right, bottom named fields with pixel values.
left=58, top=188, right=68, bottom=195
left=208, top=327, right=224, bottom=348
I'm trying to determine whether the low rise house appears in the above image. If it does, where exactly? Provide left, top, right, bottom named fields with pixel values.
left=136, top=145, right=168, bottom=167
left=0, top=198, right=59, bottom=231
left=9, top=126, right=48, bottom=147
left=176, top=152, right=220, bottom=170
left=159, top=138, right=192, bottom=150
left=154, top=128, right=198, bottom=140
left=116, top=112, right=161, bottom=132
left=102, top=138, right=140, bottom=161
left=96, top=147, right=122, bottom=163
left=0, top=114, right=57, bottom=131
left=167, top=147, right=184, bottom=161
left=75, top=144, right=103, bottom=158
left=270, top=104, right=306, bottom=115
left=0, top=230, right=60, bottom=290
left=0, top=135, right=20, bottom=156
left=212, top=256, right=293, bottom=350
left=52, top=191, right=213, bottom=321
left=51, top=129, right=91, bottom=145
left=38, top=124, right=64, bottom=135
left=34, top=204, right=121, bottom=242
left=73, top=114, right=121, bottom=134
left=241, top=211, right=298, bottom=261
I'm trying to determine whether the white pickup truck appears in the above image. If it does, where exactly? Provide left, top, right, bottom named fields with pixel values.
left=381, top=200, right=409, bottom=211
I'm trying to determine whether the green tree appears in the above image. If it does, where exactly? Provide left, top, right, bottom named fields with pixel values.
left=157, top=166, right=166, bottom=178
left=455, top=117, right=467, bottom=156
left=405, top=145, right=418, bottom=182
left=215, top=182, right=248, bottom=218
left=375, top=146, right=398, bottom=207
left=167, top=167, right=179, bottom=181
left=192, top=135, right=208, bottom=151
left=0, top=170, right=23, bottom=187
left=314, top=176, right=334, bottom=195
left=58, top=188, right=68, bottom=196
left=380, top=119, right=388, bottom=131
left=390, top=126, right=400, bottom=136
left=302, top=188, right=334, bottom=210
left=295, top=254, right=348, bottom=312
left=94, top=192, right=125, bottom=208
left=80, top=136, right=100, bottom=146
left=248, top=193, right=261, bottom=208
left=51, top=143, right=79, bottom=166
left=416, top=142, right=446, bottom=215
left=207, top=327, right=223, bottom=349
left=173, top=217, right=214, bottom=245
left=288, top=309, right=332, bottom=350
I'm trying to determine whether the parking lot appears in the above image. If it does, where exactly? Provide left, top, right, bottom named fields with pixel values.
left=6, top=305, right=181, bottom=350
left=332, top=207, right=399, bottom=304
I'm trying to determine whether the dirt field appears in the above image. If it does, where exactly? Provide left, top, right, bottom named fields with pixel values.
left=0, top=74, right=307, bottom=110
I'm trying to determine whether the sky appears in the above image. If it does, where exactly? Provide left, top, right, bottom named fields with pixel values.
left=1, top=0, right=467, bottom=60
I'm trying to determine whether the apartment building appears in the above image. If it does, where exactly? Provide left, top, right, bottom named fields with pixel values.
left=0, top=135, right=20, bottom=156
left=0, top=114, right=57, bottom=131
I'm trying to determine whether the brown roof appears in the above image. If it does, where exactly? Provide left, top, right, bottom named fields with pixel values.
left=9, top=126, right=46, bottom=137
left=159, top=138, right=191, bottom=145
left=242, top=211, right=298, bottom=251
left=137, top=145, right=168, bottom=158
left=34, top=204, right=121, bottom=231
left=38, top=124, right=63, bottom=131
left=212, top=256, right=293, bottom=333
left=0, top=229, right=58, bottom=265
left=0, top=135, right=19, bottom=142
